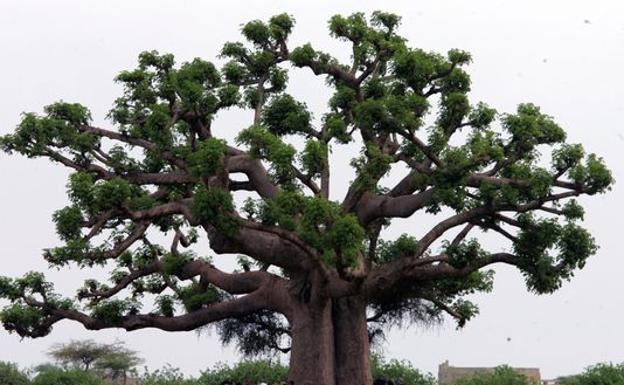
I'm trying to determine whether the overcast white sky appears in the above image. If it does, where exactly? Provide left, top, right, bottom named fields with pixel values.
left=1, top=0, right=623, bottom=380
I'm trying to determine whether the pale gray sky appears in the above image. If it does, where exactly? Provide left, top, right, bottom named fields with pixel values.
left=1, top=0, right=623, bottom=380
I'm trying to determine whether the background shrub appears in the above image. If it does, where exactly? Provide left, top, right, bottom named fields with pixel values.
left=0, top=361, right=30, bottom=385
left=559, top=363, right=624, bottom=385
left=199, top=359, right=288, bottom=385
left=371, top=356, right=437, bottom=385
left=32, top=367, right=106, bottom=385
left=453, top=366, right=538, bottom=385
left=141, top=365, right=202, bottom=385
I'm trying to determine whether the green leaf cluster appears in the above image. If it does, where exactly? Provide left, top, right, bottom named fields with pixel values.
left=513, top=214, right=597, bottom=293
left=236, top=125, right=297, bottom=185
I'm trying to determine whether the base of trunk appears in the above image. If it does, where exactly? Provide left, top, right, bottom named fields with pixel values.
left=333, top=297, right=373, bottom=385
left=288, top=301, right=336, bottom=385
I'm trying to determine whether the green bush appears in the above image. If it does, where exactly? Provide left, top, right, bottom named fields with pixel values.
left=454, top=366, right=538, bottom=385
left=199, top=359, right=288, bottom=385
left=32, top=367, right=106, bottom=385
left=0, top=361, right=30, bottom=385
left=371, top=356, right=436, bottom=385
left=141, top=365, right=202, bottom=385
left=559, top=363, right=624, bottom=385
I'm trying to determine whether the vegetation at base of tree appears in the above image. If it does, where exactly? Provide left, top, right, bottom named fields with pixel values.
left=0, top=9, right=613, bottom=385
left=31, top=367, right=107, bottom=385
left=140, top=365, right=202, bottom=385
left=371, top=356, right=436, bottom=385
left=2, top=357, right=624, bottom=385
left=0, top=361, right=30, bottom=385
left=199, top=360, right=288, bottom=385
left=453, top=366, right=538, bottom=385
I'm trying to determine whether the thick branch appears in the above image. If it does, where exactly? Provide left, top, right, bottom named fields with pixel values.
left=50, top=290, right=271, bottom=332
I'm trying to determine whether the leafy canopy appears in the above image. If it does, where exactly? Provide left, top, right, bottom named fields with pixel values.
left=0, top=10, right=613, bottom=357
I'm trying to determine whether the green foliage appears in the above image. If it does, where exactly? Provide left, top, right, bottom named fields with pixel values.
left=45, top=238, right=91, bottom=266
left=561, top=199, right=584, bottom=221
left=236, top=125, right=297, bottom=184
left=0, top=362, right=29, bottom=385
left=371, top=356, right=436, bottom=385
left=445, top=239, right=487, bottom=268
left=190, top=186, right=238, bottom=235
left=0, top=302, right=52, bottom=337
left=350, top=144, right=393, bottom=191
left=375, top=234, right=419, bottom=263
left=162, top=252, right=192, bottom=276
left=439, top=92, right=470, bottom=129
left=393, top=48, right=448, bottom=91
left=52, top=206, right=84, bottom=241
left=327, top=214, right=366, bottom=265
left=141, top=361, right=289, bottom=385
left=468, top=102, right=497, bottom=129
left=503, top=103, right=566, bottom=157
left=300, top=139, right=327, bottom=176
left=552, top=143, right=584, bottom=172
left=244, top=192, right=366, bottom=267
left=199, top=360, right=288, bottom=385
left=570, top=154, right=613, bottom=195
left=32, top=368, right=106, bottom=385
left=185, top=138, right=228, bottom=178
left=155, top=295, right=175, bottom=317
left=67, top=172, right=95, bottom=209
left=513, top=214, right=597, bottom=293
left=93, top=177, right=132, bottom=211
left=0, top=102, right=94, bottom=156
left=560, top=363, right=624, bottom=385
left=262, top=94, right=312, bottom=136
left=141, top=366, right=202, bottom=385
left=179, top=283, right=219, bottom=312
left=454, top=366, right=538, bottom=385
left=290, top=43, right=320, bottom=67
left=90, top=299, right=140, bottom=325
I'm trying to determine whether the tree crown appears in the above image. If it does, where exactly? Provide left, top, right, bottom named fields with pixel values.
left=0, top=11, right=613, bottom=355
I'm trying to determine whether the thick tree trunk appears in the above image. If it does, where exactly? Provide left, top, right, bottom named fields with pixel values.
left=333, top=296, right=372, bottom=385
left=288, top=300, right=336, bottom=385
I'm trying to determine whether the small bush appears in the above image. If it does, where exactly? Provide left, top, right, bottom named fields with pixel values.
left=141, top=365, right=202, bottom=385
left=0, top=361, right=30, bottom=385
left=199, top=359, right=288, bottom=385
left=32, top=367, right=106, bottom=385
left=559, top=362, right=624, bottom=385
left=371, top=356, right=436, bottom=385
left=454, top=366, right=538, bottom=385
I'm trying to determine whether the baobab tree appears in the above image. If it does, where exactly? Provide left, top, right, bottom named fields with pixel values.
left=0, top=12, right=612, bottom=385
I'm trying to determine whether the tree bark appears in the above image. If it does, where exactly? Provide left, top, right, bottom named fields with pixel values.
left=333, top=296, right=372, bottom=385
left=288, top=300, right=336, bottom=385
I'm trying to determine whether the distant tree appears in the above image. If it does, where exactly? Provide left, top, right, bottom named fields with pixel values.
left=94, top=342, right=143, bottom=384
left=47, top=340, right=114, bottom=371
left=0, top=361, right=30, bottom=385
left=559, top=363, right=624, bottom=385
left=0, top=11, right=613, bottom=385
left=454, top=366, right=538, bottom=385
